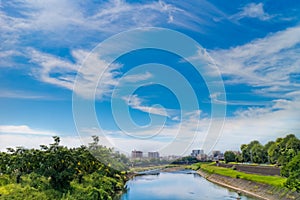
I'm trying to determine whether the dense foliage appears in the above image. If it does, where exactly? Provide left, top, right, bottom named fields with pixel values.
left=281, top=153, right=300, bottom=192
left=224, top=151, right=236, bottom=163
left=0, top=136, right=130, bottom=199
left=239, top=134, right=300, bottom=191
left=171, top=156, right=198, bottom=164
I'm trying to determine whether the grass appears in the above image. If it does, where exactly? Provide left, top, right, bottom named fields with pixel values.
left=197, top=163, right=287, bottom=188
left=186, top=162, right=210, bottom=171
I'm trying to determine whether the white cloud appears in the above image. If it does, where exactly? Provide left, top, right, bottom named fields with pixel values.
left=0, top=89, right=50, bottom=99
left=121, top=71, right=153, bottom=83
left=0, top=0, right=229, bottom=58
left=122, top=96, right=300, bottom=155
left=122, top=94, right=177, bottom=118
left=0, top=125, right=56, bottom=136
left=1, top=97, right=299, bottom=155
left=77, top=98, right=300, bottom=156
left=232, top=3, right=273, bottom=21
left=0, top=50, right=23, bottom=67
left=210, top=25, right=300, bottom=97
left=0, top=0, right=182, bottom=46
left=72, top=50, right=122, bottom=99
left=28, top=48, right=122, bottom=99
left=216, top=99, right=300, bottom=150
left=0, top=134, right=83, bottom=151
left=167, top=1, right=228, bottom=32
left=234, top=106, right=271, bottom=119
left=0, top=0, right=188, bottom=74
left=29, top=49, right=78, bottom=91
left=78, top=109, right=205, bottom=156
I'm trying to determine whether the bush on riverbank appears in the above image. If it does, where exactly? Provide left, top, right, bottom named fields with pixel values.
left=0, top=173, right=125, bottom=200
left=0, top=136, right=129, bottom=199
left=282, top=153, right=300, bottom=192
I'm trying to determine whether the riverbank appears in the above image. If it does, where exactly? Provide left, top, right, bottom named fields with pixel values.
left=128, top=165, right=299, bottom=199
left=121, top=168, right=253, bottom=200
left=197, top=169, right=299, bottom=200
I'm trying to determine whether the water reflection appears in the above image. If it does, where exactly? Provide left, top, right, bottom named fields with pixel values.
left=121, top=170, right=257, bottom=200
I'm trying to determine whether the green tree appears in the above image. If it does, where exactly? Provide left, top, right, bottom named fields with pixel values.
left=264, top=141, right=275, bottom=163
left=281, top=153, right=300, bottom=192
left=268, top=142, right=280, bottom=164
left=268, top=134, right=300, bottom=166
left=251, top=143, right=267, bottom=164
left=224, top=151, right=236, bottom=163
left=241, top=144, right=250, bottom=162
left=0, top=135, right=129, bottom=199
left=88, top=135, right=129, bottom=171
left=235, top=154, right=243, bottom=162
left=38, top=136, right=76, bottom=190
left=241, top=140, right=260, bottom=162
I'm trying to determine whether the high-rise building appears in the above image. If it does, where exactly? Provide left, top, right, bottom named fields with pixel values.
left=148, top=151, right=159, bottom=159
left=212, top=150, right=221, bottom=157
left=191, top=149, right=204, bottom=157
left=131, top=150, right=143, bottom=158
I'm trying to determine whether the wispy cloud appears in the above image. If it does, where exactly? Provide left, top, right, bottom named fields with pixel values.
left=209, top=92, right=271, bottom=106
left=210, top=25, right=300, bottom=97
left=0, top=0, right=182, bottom=48
left=168, top=0, right=228, bottom=31
left=0, top=0, right=229, bottom=60
left=0, top=50, right=23, bottom=68
left=29, top=49, right=78, bottom=91
left=121, top=71, right=153, bottom=83
left=78, top=109, right=205, bottom=155
left=0, top=133, right=83, bottom=151
left=216, top=98, right=300, bottom=150
left=72, top=49, right=122, bottom=99
left=0, top=125, right=56, bottom=136
left=122, top=94, right=178, bottom=118
left=1, top=98, right=299, bottom=155
left=79, top=96, right=300, bottom=155
left=231, top=3, right=273, bottom=21
left=0, top=90, right=49, bottom=99
left=29, top=48, right=122, bottom=99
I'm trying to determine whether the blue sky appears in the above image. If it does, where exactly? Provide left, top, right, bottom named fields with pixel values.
left=0, top=0, right=300, bottom=156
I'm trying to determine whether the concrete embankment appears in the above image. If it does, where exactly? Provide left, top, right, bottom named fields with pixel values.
left=217, top=163, right=280, bottom=176
left=197, top=169, right=299, bottom=200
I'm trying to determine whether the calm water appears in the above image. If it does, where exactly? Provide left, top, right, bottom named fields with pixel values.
left=120, top=170, right=257, bottom=200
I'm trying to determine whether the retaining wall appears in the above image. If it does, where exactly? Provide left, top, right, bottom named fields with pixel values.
left=217, top=163, right=280, bottom=176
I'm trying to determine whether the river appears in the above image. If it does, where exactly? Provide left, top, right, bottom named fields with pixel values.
left=120, top=170, right=257, bottom=200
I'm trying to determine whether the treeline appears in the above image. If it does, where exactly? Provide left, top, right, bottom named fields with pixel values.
left=0, top=136, right=130, bottom=199
left=224, top=134, right=300, bottom=191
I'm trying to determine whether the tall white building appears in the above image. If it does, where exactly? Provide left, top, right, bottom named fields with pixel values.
left=131, top=150, right=143, bottom=158
left=148, top=151, right=159, bottom=159
left=191, top=149, right=204, bottom=157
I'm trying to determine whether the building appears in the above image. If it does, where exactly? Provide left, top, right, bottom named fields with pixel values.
left=212, top=150, right=221, bottom=157
left=196, top=154, right=208, bottom=161
left=131, top=150, right=143, bottom=158
left=148, top=151, right=159, bottom=159
left=191, top=149, right=204, bottom=157
left=163, top=155, right=182, bottom=161
left=211, top=150, right=224, bottom=161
